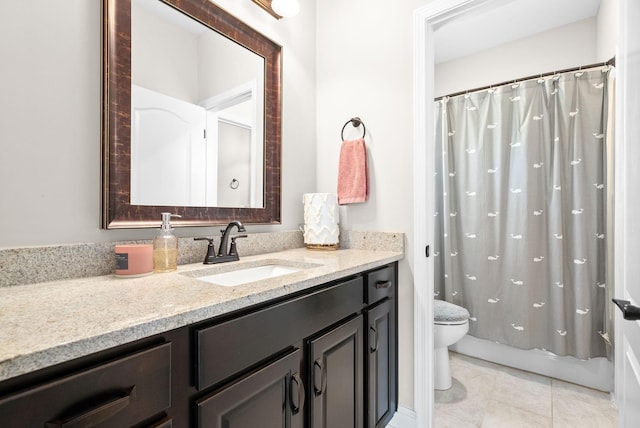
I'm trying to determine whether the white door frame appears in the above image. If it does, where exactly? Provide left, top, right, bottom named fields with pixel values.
left=412, top=1, right=495, bottom=426
left=412, top=0, right=627, bottom=426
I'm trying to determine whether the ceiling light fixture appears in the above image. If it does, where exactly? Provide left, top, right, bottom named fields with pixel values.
left=271, top=0, right=300, bottom=18
left=252, top=0, right=300, bottom=19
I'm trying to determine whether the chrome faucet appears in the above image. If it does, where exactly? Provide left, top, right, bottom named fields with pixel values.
left=194, top=221, right=247, bottom=264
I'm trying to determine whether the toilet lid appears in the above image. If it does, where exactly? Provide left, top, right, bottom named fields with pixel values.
left=434, top=299, right=470, bottom=323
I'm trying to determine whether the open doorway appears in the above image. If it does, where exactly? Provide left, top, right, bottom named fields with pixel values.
left=411, top=0, right=636, bottom=427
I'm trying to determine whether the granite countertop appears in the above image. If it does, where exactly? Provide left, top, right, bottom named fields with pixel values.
left=0, top=248, right=402, bottom=383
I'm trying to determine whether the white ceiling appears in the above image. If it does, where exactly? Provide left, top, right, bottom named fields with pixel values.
left=434, top=0, right=601, bottom=64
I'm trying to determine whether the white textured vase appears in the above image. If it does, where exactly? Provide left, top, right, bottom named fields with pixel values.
left=303, top=193, right=339, bottom=249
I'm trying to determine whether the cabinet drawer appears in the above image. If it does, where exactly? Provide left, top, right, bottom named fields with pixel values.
left=0, top=342, right=171, bottom=428
left=366, top=265, right=396, bottom=305
left=196, top=277, right=363, bottom=390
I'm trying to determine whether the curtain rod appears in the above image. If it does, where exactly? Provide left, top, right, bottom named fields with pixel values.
left=434, top=56, right=615, bottom=102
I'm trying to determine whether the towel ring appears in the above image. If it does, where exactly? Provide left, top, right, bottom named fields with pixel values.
left=341, top=117, right=366, bottom=141
left=230, top=178, right=239, bottom=189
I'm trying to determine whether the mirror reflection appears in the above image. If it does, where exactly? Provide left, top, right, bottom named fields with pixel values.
left=131, top=0, right=264, bottom=208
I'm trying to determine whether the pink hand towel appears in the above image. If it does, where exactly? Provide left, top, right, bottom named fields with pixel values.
left=337, top=138, right=369, bottom=204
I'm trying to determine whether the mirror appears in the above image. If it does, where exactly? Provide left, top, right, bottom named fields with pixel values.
left=102, top=0, right=282, bottom=228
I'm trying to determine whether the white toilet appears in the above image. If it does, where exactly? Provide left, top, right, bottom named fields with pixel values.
left=434, top=299, right=470, bottom=390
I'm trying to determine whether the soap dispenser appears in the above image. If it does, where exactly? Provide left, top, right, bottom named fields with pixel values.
left=153, top=212, right=182, bottom=272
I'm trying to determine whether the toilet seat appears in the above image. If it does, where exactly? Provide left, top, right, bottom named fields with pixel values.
left=434, top=299, right=470, bottom=324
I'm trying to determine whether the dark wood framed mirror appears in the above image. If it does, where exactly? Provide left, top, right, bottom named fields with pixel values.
left=102, top=0, right=282, bottom=229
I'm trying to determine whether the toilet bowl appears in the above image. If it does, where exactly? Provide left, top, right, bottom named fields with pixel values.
left=434, top=299, right=470, bottom=390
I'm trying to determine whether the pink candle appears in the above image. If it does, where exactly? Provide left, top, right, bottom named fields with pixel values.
left=114, top=244, right=153, bottom=277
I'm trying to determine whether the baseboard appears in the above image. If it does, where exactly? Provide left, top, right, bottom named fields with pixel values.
left=386, top=406, right=417, bottom=428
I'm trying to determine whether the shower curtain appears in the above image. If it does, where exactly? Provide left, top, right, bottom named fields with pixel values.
left=434, top=66, right=614, bottom=360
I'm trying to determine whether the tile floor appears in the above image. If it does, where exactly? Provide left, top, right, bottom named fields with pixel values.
left=434, top=352, right=618, bottom=427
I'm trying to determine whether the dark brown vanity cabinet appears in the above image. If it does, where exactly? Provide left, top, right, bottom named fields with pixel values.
left=0, top=262, right=397, bottom=428
left=194, top=276, right=365, bottom=428
left=192, top=263, right=397, bottom=428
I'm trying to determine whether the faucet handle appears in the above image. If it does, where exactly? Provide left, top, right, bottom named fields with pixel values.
left=229, top=235, right=248, bottom=256
left=194, top=237, right=217, bottom=264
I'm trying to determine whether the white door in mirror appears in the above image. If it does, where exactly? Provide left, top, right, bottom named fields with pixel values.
left=131, top=85, right=207, bottom=206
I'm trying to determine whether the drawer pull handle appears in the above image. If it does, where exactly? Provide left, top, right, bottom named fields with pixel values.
left=313, top=360, right=327, bottom=396
left=290, top=372, right=305, bottom=414
left=46, top=385, right=136, bottom=428
left=375, top=280, right=391, bottom=289
left=370, top=325, right=379, bottom=353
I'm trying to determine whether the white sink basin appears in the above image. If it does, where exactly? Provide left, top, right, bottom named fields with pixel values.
left=194, top=264, right=303, bottom=287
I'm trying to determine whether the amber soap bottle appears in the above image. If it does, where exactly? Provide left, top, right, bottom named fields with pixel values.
left=153, top=212, right=181, bottom=272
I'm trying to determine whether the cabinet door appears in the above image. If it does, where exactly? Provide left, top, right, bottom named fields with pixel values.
left=308, top=315, right=364, bottom=428
left=196, top=348, right=304, bottom=428
left=366, top=298, right=397, bottom=428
